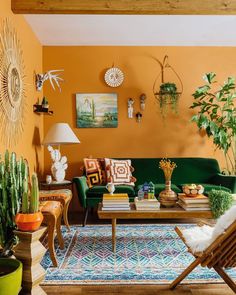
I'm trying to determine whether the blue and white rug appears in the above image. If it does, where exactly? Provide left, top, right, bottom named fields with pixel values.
left=41, top=224, right=236, bottom=285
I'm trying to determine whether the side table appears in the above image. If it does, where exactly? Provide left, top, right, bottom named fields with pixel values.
left=39, top=180, right=73, bottom=231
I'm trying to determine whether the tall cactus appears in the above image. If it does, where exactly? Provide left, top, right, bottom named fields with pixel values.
left=0, top=151, right=29, bottom=249
left=29, top=173, right=39, bottom=213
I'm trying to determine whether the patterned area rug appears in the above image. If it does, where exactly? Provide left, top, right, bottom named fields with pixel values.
left=41, top=224, right=236, bottom=285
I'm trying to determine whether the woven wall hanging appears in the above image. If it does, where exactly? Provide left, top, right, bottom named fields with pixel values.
left=0, top=18, right=26, bottom=147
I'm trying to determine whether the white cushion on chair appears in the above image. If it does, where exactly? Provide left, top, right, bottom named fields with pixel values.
left=182, top=205, right=236, bottom=253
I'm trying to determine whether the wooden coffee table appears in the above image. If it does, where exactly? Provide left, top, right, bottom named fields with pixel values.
left=97, top=203, right=213, bottom=253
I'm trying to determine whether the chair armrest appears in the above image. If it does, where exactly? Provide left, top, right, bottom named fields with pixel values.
left=211, top=173, right=236, bottom=193
left=197, top=220, right=215, bottom=227
left=73, top=176, right=88, bottom=208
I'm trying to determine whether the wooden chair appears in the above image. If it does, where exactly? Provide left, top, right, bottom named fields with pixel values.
left=170, top=220, right=236, bottom=293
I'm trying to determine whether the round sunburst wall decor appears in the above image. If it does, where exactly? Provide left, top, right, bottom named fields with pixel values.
left=0, top=19, right=26, bottom=147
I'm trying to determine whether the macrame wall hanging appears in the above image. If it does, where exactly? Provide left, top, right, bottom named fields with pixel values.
left=153, top=55, right=183, bottom=118
left=0, top=18, right=26, bottom=147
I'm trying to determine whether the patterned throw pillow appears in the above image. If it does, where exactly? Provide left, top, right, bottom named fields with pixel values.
left=104, top=158, right=136, bottom=186
left=83, top=158, right=103, bottom=188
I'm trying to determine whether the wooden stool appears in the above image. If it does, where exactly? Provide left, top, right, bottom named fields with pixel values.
left=40, top=201, right=64, bottom=267
left=39, top=189, right=72, bottom=231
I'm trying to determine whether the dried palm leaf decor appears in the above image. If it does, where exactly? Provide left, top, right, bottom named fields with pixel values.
left=0, top=18, right=26, bottom=147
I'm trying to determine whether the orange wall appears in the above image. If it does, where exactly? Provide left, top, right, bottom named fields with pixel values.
left=0, top=0, right=44, bottom=175
left=43, top=46, right=236, bottom=180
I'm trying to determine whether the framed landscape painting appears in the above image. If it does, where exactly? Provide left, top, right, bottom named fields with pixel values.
left=76, top=93, right=118, bottom=128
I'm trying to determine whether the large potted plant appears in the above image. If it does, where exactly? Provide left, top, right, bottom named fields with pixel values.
left=0, top=150, right=27, bottom=294
left=191, top=73, right=236, bottom=175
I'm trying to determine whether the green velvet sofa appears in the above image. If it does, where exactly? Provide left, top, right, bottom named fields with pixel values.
left=73, top=157, right=236, bottom=225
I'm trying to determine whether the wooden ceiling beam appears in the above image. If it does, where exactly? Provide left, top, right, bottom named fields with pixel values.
left=11, top=0, right=236, bottom=15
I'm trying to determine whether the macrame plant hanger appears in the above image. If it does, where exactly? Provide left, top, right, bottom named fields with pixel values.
left=153, top=55, right=183, bottom=118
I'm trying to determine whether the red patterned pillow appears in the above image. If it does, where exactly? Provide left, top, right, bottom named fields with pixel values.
left=83, top=158, right=103, bottom=188
left=104, top=158, right=136, bottom=186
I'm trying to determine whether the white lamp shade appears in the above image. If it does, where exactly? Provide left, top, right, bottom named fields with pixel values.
left=42, top=123, right=80, bottom=145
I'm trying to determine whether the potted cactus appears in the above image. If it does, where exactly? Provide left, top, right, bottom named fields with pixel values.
left=15, top=173, right=43, bottom=232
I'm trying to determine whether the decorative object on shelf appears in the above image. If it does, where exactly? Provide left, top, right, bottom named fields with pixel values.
left=148, top=181, right=155, bottom=199
left=36, top=69, right=64, bottom=91
left=136, top=111, right=142, bottom=123
left=104, top=66, right=124, bottom=87
left=191, top=73, right=236, bottom=175
left=106, top=183, right=115, bottom=195
left=208, top=189, right=233, bottom=218
left=33, top=103, right=53, bottom=115
left=0, top=19, right=26, bottom=147
left=41, top=96, right=49, bottom=109
left=159, top=158, right=178, bottom=207
left=182, top=184, right=204, bottom=197
left=76, top=93, right=118, bottom=128
left=0, top=150, right=26, bottom=256
left=128, top=98, right=134, bottom=118
left=140, top=93, right=146, bottom=110
left=15, top=173, right=43, bottom=232
left=42, top=123, right=80, bottom=182
left=153, top=55, right=183, bottom=118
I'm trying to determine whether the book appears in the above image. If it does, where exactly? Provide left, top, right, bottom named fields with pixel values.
left=102, top=206, right=130, bottom=211
left=178, top=194, right=209, bottom=204
left=178, top=201, right=211, bottom=211
left=178, top=200, right=210, bottom=208
left=134, top=197, right=160, bottom=211
left=103, top=193, right=128, bottom=200
left=102, top=204, right=130, bottom=208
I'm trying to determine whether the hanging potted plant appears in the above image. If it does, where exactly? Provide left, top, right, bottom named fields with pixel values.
left=191, top=73, right=236, bottom=175
left=15, top=173, right=43, bottom=232
left=153, top=55, right=183, bottom=118
left=158, top=82, right=180, bottom=117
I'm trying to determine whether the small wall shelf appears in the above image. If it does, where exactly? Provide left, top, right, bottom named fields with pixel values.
left=33, top=104, right=53, bottom=115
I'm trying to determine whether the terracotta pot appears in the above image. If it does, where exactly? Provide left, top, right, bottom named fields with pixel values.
left=15, top=211, right=43, bottom=231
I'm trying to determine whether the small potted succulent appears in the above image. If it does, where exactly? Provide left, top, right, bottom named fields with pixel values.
left=208, top=189, right=233, bottom=218
left=15, top=173, right=43, bottom=232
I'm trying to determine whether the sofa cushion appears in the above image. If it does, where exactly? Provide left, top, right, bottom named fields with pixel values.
left=87, top=185, right=135, bottom=198
left=179, top=183, right=231, bottom=194
left=83, top=158, right=103, bottom=188
left=135, top=183, right=181, bottom=195
left=105, top=158, right=136, bottom=186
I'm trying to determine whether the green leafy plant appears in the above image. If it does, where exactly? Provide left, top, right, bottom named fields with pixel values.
left=157, top=82, right=180, bottom=117
left=0, top=151, right=28, bottom=255
left=208, top=189, right=233, bottom=218
left=191, top=73, right=236, bottom=175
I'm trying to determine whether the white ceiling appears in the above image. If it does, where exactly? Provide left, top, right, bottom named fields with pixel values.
left=24, top=15, right=236, bottom=46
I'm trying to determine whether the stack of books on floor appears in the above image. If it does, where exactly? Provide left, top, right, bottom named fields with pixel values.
left=134, top=197, right=160, bottom=211
left=178, top=193, right=210, bottom=211
left=102, top=193, right=130, bottom=211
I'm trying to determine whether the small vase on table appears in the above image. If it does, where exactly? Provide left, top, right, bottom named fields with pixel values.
left=159, top=159, right=177, bottom=208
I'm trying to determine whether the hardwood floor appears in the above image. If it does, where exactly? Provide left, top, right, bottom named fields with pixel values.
left=42, top=284, right=234, bottom=295
left=42, top=211, right=234, bottom=295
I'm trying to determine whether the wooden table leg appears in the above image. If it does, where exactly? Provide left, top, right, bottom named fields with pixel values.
left=56, top=211, right=64, bottom=250
left=63, top=197, right=71, bottom=232
left=112, top=218, right=116, bottom=253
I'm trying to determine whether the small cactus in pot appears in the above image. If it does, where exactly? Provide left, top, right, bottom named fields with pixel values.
left=15, top=173, right=43, bottom=232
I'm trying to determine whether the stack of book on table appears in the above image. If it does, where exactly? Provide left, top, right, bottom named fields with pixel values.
left=102, top=193, right=130, bottom=211
left=134, top=197, right=160, bottom=211
left=178, top=193, right=210, bottom=211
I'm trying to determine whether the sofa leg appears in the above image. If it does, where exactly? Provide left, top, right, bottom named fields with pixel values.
left=83, top=207, right=89, bottom=227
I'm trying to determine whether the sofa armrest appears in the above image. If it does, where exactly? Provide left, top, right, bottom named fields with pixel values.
left=211, top=173, right=236, bottom=193
left=73, top=176, right=88, bottom=208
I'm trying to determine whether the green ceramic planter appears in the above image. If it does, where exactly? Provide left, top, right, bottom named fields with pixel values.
left=0, top=258, right=22, bottom=295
